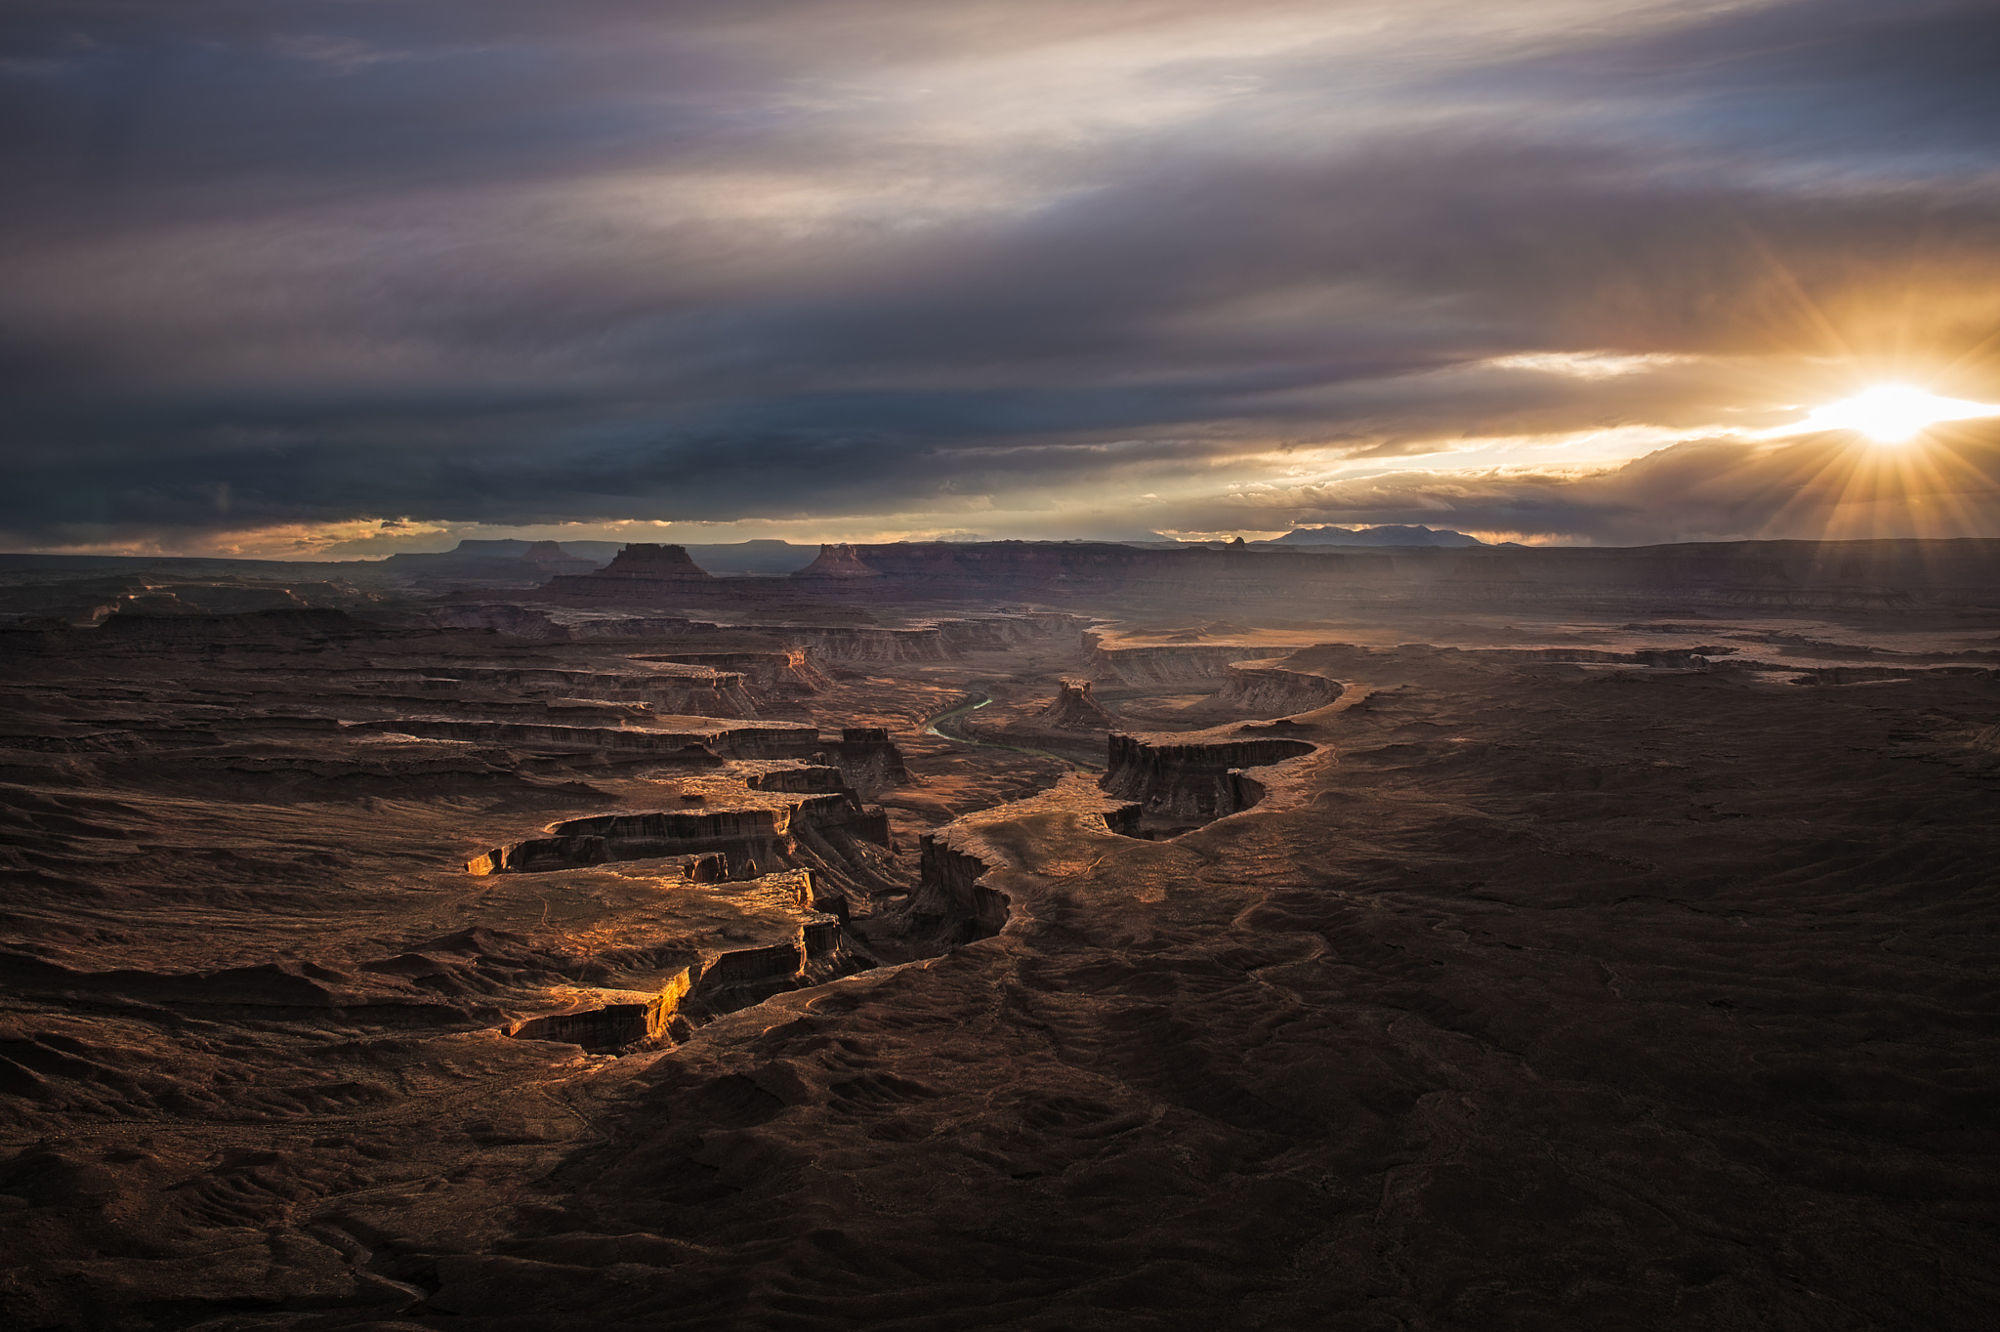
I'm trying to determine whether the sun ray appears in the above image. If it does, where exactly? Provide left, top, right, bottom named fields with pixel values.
left=1800, top=384, right=2000, bottom=444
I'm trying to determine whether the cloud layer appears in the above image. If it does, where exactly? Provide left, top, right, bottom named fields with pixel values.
left=3, top=0, right=1997, bottom=552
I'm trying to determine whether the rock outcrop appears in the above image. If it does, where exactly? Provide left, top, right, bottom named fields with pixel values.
left=501, top=863, right=867, bottom=1049
left=912, top=837, right=1009, bottom=946
left=1037, top=679, right=1116, bottom=731
left=542, top=544, right=716, bottom=602
left=821, top=727, right=910, bottom=796
left=793, top=543, right=881, bottom=579
left=508, top=968, right=694, bottom=1049
left=1100, top=732, right=1315, bottom=832
left=685, top=908, right=862, bottom=1013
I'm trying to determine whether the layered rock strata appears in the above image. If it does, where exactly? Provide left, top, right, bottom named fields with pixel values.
left=542, top=544, right=716, bottom=602
left=1038, top=679, right=1115, bottom=730
left=1100, top=732, right=1316, bottom=831
left=637, top=649, right=830, bottom=695
left=1209, top=663, right=1345, bottom=716
left=561, top=538, right=2000, bottom=612
left=793, top=543, right=881, bottom=580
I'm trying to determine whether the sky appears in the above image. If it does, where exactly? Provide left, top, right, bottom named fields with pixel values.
left=3, top=0, right=1998, bottom=557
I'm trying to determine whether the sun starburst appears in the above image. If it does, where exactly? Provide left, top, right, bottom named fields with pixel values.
left=1801, top=384, right=1999, bottom=444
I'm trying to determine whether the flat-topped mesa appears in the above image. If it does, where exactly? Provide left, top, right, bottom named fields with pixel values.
left=541, top=543, right=715, bottom=601
left=520, top=540, right=573, bottom=567
left=595, top=543, right=712, bottom=581
left=1038, top=678, right=1116, bottom=731
left=1100, top=732, right=1315, bottom=832
left=794, top=543, right=881, bottom=579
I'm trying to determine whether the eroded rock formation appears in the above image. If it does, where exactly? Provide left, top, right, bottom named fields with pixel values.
left=821, top=726, right=910, bottom=796
left=1100, top=732, right=1315, bottom=832
left=502, top=871, right=866, bottom=1050
left=1090, top=642, right=1247, bottom=686
left=793, top=543, right=881, bottom=580
left=1210, top=663, right=1344, bottom=716
left=508, top=967, right=693, bottom=1049
left=1037, top=679, right=1115, bottom=730
left=638, top=649, right=830, bottom=695
left=543, top=543, right=716, bottom=602
left=911, top=836, right=1009, bottom=945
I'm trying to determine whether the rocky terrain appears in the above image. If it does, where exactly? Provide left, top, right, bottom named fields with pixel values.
left=1, top=540, right=1997, bottom=1328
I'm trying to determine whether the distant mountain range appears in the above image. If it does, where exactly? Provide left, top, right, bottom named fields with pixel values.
left=1257, top=524, right=1486, bottom=548
left=0, top=529, right=1496, bottom=590
left=381, top=539, right=818, bottom=578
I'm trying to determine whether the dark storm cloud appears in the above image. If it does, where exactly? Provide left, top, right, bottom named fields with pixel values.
left=3, top=0, right=1998, bottom=549
left=1442, top=0, right=2000, bottom=166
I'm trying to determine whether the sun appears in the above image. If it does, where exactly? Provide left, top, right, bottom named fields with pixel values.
left=1801, top=383, right=1998, bottom=445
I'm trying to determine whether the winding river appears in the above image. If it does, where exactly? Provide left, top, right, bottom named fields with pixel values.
left=923, top=693, right=1100, bottom=770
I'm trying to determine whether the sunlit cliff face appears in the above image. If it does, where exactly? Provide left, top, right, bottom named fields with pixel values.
left=3, top=1, right=1999, bottom=554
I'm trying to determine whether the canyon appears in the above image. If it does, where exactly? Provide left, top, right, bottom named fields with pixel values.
left=1, top=538, right=1997, bottom=1328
